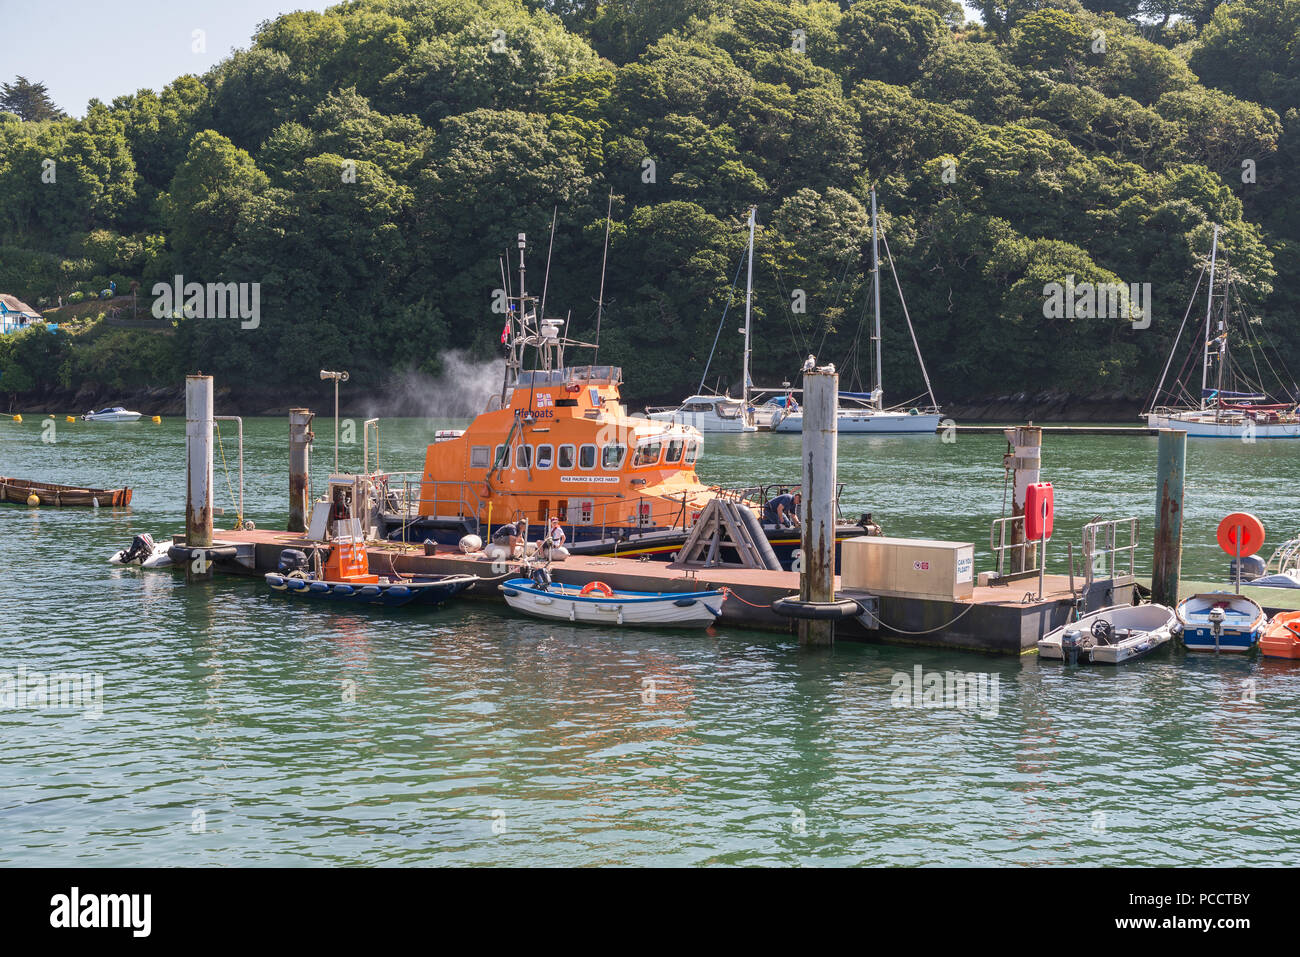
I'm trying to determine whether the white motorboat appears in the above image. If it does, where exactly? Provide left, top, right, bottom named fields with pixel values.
left=499, top=576, right=725, bottom=628
left=82, top=406, right=142, bottom=422
left=109, top=533, right=174, bottom=568
left=645, top=394, right=756, bottom=432
left=1144, top=224, right=1300, bottom=438
left=1038, top=603, right=1178, bottom=664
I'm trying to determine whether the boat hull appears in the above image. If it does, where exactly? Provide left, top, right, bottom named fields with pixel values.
left=0, top=477, right=133, bottom=507
left=773, top=411, right=942, bottom=434
left=1038, top=603, right=1177, bottom=664
left=1261, top=611, right=1300, bottom=659
left=1145, top=413, right=1300, bottom=439
left=1176, top=593, right=1265, bottom=652
left=644, top=410, right=755, bottom=432
left=265, top=573, right=476, bottom=607
left=499, top=578, right=724, bottom=628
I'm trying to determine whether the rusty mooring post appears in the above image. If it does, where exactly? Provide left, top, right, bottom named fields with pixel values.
left=1005, top=425, right=1042, bottom=573
left=185, top=374, right=214, bottom=580
left=1152, top=428, right=1186, bottom=608
left=288, top=408, right=315, bottom=533
left=799, top=366, right=838, bottom=645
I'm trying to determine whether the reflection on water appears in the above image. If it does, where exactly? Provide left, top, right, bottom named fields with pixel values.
left=1, top=418, right=1298, bottom=865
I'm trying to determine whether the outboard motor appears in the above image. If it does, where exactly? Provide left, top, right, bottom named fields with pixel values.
left=1230, top=555, right=1266, bottom=581
left=118, top=533, right=156, bottom=565
left=278, top=548, right=310, bottom=575
left=1061, top=628, right=1094, bottom=666
left=529, top=564, right=552, bottom=591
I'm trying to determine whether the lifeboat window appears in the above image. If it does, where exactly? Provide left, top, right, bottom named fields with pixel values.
left=558, top=444, right=576, bottom=469
left=601, top=444, right=626, bottom=470
left=516, top=445, right=532, bottom=469
left=538, top=499, right=549, bottom=522
left=633, top=440, right=662, bottom=467
left=557, top=499, right=568, bottom=520
left=536, top=444, right=553, bottom=469
left=494, top=445, right=509, bottom=468
left=470, top=446, right=490, bottom=469
left=579, top=444, right=596, bottom=469
left=684, top=440, right=700, bottom=465
left=665, top=439, right=684, bottom=464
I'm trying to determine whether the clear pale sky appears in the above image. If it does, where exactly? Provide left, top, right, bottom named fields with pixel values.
left=3, top=0, right=984, bottom=119
left=1, top=0, right=332, bottom=118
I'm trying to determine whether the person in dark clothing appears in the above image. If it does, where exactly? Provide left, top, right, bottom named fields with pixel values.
left=491, top=517, right=528, bottom=552
left=764, top=491, right=801, bottom=528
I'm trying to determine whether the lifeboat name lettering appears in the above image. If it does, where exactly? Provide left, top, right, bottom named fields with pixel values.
left=560, top=475, right=620, bottom=483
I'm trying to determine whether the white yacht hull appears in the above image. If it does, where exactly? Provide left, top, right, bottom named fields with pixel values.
left=645, top=410, right=755, bottom=433
left=1145, top=412, right=1300, bottom=439
left=773, top=411, right=941, bottom=434
left=82, top=411, right=142, bottom=422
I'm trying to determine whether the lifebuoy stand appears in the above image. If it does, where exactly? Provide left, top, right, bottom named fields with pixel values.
left=1025, top=482, right=1053, bottom=599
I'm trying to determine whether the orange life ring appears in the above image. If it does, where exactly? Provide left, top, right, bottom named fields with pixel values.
left=580, top=581, right=614, bottom=598
left=1217, top=512, right=1265, bottom=557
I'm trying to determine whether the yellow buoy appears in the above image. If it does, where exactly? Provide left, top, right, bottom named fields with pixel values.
left=65, top=416, right=75, bottom=423
left=11, top=414, right=21, bottom=423
left=151, top=415, right=161, bottom=424
left=26, top=493, right=40, bottom=507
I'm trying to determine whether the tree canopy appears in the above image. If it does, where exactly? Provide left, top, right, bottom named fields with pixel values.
left=1, top=0, right=1298, bottom=405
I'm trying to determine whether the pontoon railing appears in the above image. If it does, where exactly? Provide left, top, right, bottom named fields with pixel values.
left=1082, top=517, right=1140, bottom=586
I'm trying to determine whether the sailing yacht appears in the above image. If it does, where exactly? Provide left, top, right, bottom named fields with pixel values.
left=645, top=208, right=760, bottom=432
left=762, top=190, right=942, bottom=434
left=1145, top=225, right=1300, bottom=438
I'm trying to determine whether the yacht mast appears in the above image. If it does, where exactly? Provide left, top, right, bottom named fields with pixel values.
left=871, top=189, right=883, bottom=411
left=1201, top=224, right=1219, bottom=410
left=742, top=206, right=756, bottom=415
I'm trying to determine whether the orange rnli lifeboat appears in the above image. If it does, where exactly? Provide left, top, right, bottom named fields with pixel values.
left=1261, top=611, right=1300, bottom=659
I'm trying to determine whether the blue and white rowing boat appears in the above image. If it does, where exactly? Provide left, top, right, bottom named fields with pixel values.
left=1176, top=592, right=1265, bottom=653
left=265, top=572, right=478, bottom=607
left=499, top=577, right=725, bottom=628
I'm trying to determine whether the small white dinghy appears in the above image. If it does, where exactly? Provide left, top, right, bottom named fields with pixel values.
left=1038, top=603, right=1177, bottom=664
left=499, top=573, right=725, bottom=628
left=109, top=533, right=174, bottom=568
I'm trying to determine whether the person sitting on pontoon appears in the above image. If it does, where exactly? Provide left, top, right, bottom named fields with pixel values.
left=540, top=517, right=570, bottom=560
left=490, top=517, right=529, bottom=557
left=764, top=491, right=801, bottom=529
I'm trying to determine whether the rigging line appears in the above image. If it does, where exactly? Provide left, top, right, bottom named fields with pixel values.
left=767, top=259, right=810, bottom=359
left=880, top=229, right=938, bottom=409
left=1232, top=281, right=1295, bottom=396
left=814, top=252, right=857, bottom=361
left=593, top=190, right=613, bottom=363
left=699, top=250, right=749, bottom=395
left=1145, top=264, right=1206, bottom=412
left=538, top=205, right=557, bottom=332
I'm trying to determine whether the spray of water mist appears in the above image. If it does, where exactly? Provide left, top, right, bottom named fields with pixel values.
left=373, top=352, right=504, bottom=419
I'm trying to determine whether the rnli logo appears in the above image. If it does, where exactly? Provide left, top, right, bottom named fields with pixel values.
left=537, top=393, right=554, bottom=408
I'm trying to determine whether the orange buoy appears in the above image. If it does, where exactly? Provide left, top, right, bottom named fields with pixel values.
left=579, top=581, right=615, bottom=598
left=1217, top=512, right=1265, bottom=557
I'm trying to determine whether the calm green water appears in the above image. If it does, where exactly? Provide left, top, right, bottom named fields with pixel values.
left=2, top=415, right=1299, bottom=866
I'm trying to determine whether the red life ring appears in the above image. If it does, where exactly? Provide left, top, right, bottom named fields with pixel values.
left=1217, top=512, right=1265, bottom=557
left=580, top=581, right=614, bottom=598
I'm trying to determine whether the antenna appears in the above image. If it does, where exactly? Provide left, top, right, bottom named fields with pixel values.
left=594, top=190, right=613, bottom=362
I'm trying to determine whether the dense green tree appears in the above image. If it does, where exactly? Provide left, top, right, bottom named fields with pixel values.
left=0, top=76, right=64, bottom=122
